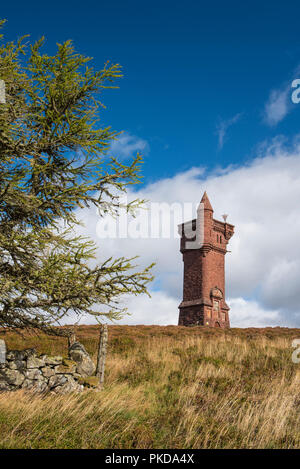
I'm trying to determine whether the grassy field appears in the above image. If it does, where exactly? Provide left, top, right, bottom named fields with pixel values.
left=0, top=325, right=299, bottom=449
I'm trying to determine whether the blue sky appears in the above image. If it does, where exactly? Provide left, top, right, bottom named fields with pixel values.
left=2, top=1, right=300, bottom=326
left=3, top=0, right=300, bottom=181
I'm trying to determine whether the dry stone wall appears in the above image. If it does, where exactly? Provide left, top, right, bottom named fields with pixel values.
left=0, top=339, right=98, bottom=394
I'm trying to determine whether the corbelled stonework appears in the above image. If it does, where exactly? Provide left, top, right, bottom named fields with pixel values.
left=178, top=192, right=234, bottom=328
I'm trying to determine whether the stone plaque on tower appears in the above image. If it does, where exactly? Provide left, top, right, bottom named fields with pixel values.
left=178, top=192, right=234, bottom=328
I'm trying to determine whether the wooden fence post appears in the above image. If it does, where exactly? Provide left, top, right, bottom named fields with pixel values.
left=96, top=324, right=108, bottom=388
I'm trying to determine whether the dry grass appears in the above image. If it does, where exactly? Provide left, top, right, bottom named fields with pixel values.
left=0, top=325, right=299, bottom=448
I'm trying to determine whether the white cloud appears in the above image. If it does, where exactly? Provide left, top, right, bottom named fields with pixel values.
left=122, top=291, right=179, bottom=325
left=109, top=132, right=149, bottom=159
left=263, top=86, right=291, bottom=126
left=216, top=113, right=243, bottom=150
left=228, top=298, right=281, bottom=328
left=74, top=138, right=300, bottom=328
left=60, top=291, right=178, bottom=326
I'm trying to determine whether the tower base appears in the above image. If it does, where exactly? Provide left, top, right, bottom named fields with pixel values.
left=178, top=300, right=230, bottom=328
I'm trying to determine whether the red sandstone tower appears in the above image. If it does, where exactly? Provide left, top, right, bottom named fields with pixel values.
left=178, top=192, right=234, bottom=328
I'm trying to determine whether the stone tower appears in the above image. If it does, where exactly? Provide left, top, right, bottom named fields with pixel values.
left=178, top=192, right=234, bottom=328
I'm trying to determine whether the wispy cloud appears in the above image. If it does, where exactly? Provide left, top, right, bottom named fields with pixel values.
left=263, top=86, right=291, bottom=126
left=109, top=132, right=149, bottom=159
left=216, top=113, right=243, bottom=150
left=263, top=65, right=300, bottom=126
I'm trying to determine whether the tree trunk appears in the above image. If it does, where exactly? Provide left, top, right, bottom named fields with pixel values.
left=96, top=324, right=108, bottom=388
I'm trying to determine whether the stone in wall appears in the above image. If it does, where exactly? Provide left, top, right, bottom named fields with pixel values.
left=69, top=342, right=96, bottom=377
left=48, top=374, right=80, bottom=395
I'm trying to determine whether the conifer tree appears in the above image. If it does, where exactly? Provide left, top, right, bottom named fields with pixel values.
left=0, top=21, right=153, bottom=336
